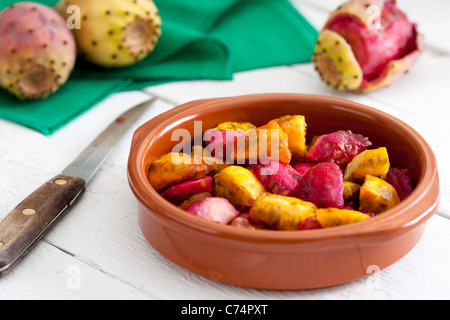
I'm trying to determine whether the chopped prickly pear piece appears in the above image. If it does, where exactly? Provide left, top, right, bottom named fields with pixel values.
left=251, top=161, right=302, bottom=196
left=204, top=129, right=245, bottom=163
left=359, top=175, right=400, bottom=214
left=185, top=197, right=239, bottom=224
left=229, top=213, right=257, bottom=230
left=293, top=163, right=316, bottom=177
left=250, top=194, right=316, bottom=231
left=213, top=166, right=266, bottom=210
left=313, top=0, right=423, bottom=92
left=298, top=217, right=323, bottom=230
left=273, top=115, right=308, bottom=159
left=386, top=167, right=414, bottom=201
left=160, top=177, right=212, bottom=206
left=215, top=122, right=256, bottom=133
left=344, top=147, right=390, bottom=182
left=296, top=162, right=345, bottom=209
left=315, top=208, right=370, bottom=228
left=148, top=152, right=227, bottom=191
left=235, top=120, right=292, bottom=164
left=306, top=130, right=372, bottom=169
left=179, top=192, right=212, bottom=210
left=343, top=181, right=361, bottom=202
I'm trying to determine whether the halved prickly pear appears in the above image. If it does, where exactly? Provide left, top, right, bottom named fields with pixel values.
left=273, top=115, right=308, bottom=159
left=160, top=176, right=212, bottom=206
left=250, top=194, right=316, bottom=231
left=204, top=129, right=244, bottom=163
left=313, top=0, right=424, bottom=92
left=185, top=197, right=239, bottom=224
left=344, top=147, right=390, bottom=182
left=251, top=161, right=302, bottom=197
left=306, top=130, right=372, bottom=170
left=213, top=166, right=266, bottom=210
left=386, top=167, right=414, bottom=201
left=359, top=174, right=400, bottom=214
left=295, top=162, right=345, bottom=209
left=315, top=208, right=371, bottom=228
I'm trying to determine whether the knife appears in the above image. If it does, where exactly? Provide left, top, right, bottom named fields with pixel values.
left=0, top=97, right=157, bottom=277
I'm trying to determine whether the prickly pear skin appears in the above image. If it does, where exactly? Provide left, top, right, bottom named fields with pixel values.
left=0, top=2, right=76, bottom=100
left=313, top=0, right=423, bottom=92
left=185, top=197, right=239, bottom=225
left=56, top=0, right=162, bottom=68
left=295, top=162, right=345, bottom=209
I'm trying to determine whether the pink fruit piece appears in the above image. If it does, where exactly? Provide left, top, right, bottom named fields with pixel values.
left=185, top=197, right=239, bottom=224
left=293, top=163, right=316, bottom=178
left=0, top=2, right=77, bottom=100
left=386, top=167, right=414, bottom=201
left=313, top=0, right=424, bottom=92
left=295, top=162, right=345, bottom=209
left=306, top=130, right=372, bottom=170
left=251, top=161, right=302, bottom=196
left=160, top=176, right=212, bottom=206
left=204, top=129, right=245, bottom=163
left=229, top=213, right=257, bottom=230
left=298, top=217, right=323, bottom=230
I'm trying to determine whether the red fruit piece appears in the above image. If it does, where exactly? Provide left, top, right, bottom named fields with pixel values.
left=251, top=161, right=302, bottom=196
left=298, top=217, right=323, bottom=230
left=160, top=176, right=212, bottom=206
left=185, top=197, right=239, bottom=224
left=386, top=167, right=414, bottom=201
left=204, top=129, right=244, bottom=163
left=306, top=130, right=372, bottom=170
left=293, top=163, right=316, bottom=178
left=295, top=162, right=345, bottom=209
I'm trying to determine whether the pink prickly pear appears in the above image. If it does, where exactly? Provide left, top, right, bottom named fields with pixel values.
left=313, top=0, right=424, bottom=92
left=0, top=2, right=76, bottom=100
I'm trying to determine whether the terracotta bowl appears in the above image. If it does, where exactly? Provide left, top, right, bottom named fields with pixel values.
left=127, top=93, right=439, bottom=290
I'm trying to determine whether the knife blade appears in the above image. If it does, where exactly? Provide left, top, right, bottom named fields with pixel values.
left=0, top=97, right=157, bottom=276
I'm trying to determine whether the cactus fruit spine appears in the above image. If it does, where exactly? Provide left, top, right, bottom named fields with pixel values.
left=313, top=0, right=423, bottom=92
left=56, top=0, right=162, bottom=68
left=0, top=2, right=77, bottom=100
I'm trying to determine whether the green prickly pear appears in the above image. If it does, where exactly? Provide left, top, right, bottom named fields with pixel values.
left=56, top=0, right=162, bottom=68
left=313, top=0, right=423, bottom=92
left=0, top=2, right=77, bottom=100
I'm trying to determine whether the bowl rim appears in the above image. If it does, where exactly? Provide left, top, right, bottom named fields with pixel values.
left=128, top=93, right=440, bottom=244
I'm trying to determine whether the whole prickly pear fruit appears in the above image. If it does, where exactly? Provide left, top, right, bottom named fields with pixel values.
left=0, top=2, right=76, bottom=100
left=56, top=0, right=162, bottom=68
left=313, top=0, right=424, bottom=92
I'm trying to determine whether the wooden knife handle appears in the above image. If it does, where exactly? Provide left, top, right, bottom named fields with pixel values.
left=0, top=174, right=86, bottom=276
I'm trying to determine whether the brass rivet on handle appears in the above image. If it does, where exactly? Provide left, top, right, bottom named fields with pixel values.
left=22, top=208, right=36, bottom=216
left=54, top=179, right=68, bottom=186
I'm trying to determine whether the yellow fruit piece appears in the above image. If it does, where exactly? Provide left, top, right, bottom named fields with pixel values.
left=214, top=166, right=265, bottom=209
left=215, top=121, right=256, bottom=133
left=235, top=120, right=292, bottom=164
left=273, top=115, right=307, bottom=159
left=359, top=175, right=400, bottom=214
left=343, top=181, right=361, bottom=201
left=344, top=147, right=390, bottom=182
left=148, top=152, right=226, bottom=191
left=315, top=208, right=370, bottom=228
left=250, top=194, right=316, bottom=230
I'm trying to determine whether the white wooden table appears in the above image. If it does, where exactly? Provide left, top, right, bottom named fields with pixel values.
left=1, top=0, right=449, bottom=300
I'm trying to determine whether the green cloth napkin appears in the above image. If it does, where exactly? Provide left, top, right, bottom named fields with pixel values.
left=0, top=0, right=318, bottom=135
